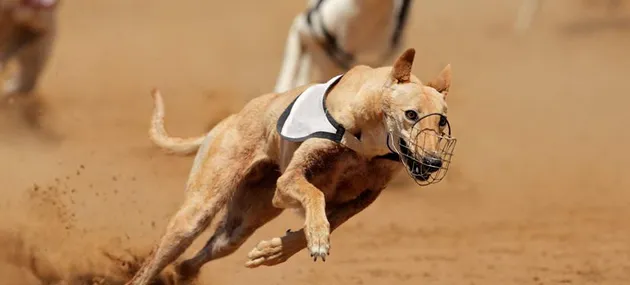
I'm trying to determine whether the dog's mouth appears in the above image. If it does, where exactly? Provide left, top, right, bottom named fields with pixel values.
left=394, top=130, right=456, bottom=186
left=399, top=138, right=439, bottom=181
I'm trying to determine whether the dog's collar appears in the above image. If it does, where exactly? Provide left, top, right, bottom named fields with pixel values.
left=277, top=74, right=400, bottom=162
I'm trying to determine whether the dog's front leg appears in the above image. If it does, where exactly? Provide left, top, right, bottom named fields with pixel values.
left=274, top=14, right=308, bottom=93
left=274, top=169, right=330, bottom=261
left=246, top=189, right=382, bottom=267
left=271, top=140, right=342, bottom=261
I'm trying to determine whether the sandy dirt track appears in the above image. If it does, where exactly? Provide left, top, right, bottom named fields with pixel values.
left=1, top=0, right=630, bottom=284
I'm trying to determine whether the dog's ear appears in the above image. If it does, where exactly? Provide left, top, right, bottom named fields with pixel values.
left=390, top=48, right=415, bottom=84
left=427, top=64, right=452, bottom=96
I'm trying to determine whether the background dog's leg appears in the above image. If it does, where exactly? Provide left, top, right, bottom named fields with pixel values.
left=5, top=28, right=55, bottom=96
left=306, top=40, right=346, bottom=84
left=246, top=189, right=382, bottom=268
left=1, top=28, right=32, bottom=96
left=294, top=53, right=312, bottom=87
left=125, top=189, right=228, bottom=285
left=273, top=15, right=307, bottom=93
left=175, top=183, right=282, bottom=279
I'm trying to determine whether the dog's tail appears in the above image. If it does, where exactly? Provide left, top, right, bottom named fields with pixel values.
left=148, top=88, right=206, bottom=155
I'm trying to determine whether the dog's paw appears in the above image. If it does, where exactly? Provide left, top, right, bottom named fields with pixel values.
left=245, top=230, right=306, bottom=268
left=245, top=237, right=286, bottom=268
left=305, top=221, right=330, bottom=262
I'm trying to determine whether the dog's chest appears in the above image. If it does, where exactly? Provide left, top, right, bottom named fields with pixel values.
left=310, top=153, right=401, bottom=205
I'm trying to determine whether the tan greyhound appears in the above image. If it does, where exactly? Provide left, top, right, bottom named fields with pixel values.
left=126, top=48, right=457, bottom=285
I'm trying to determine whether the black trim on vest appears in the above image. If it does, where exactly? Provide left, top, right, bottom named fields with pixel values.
left=276, top=75, right=346, bottom=143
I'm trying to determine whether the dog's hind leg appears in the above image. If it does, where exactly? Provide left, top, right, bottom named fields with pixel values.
left=274, top=14, right=308, bottom=93
left=177, top=176, right=282, bottom=280
left=174, top=160, right=283, bottom=280
left=124, top=189, right=226, bottom=285
left=126, top=154, right=249, bottom=285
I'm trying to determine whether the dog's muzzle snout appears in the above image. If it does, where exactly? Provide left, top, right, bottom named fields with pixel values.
left=392, top=113, right=457, bottom=186
left=422, top=155, right=443, bottom=172
left=401, top=140, right=446, bottom=182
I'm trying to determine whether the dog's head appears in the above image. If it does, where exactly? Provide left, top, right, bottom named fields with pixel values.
left=381, top=48, right=456, bottom=186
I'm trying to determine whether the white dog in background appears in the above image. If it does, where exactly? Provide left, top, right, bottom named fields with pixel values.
left=273, top=0, right=413, bottom=93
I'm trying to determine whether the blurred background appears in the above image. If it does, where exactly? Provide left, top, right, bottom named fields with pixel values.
left=1, top=0, right=629, bottom=284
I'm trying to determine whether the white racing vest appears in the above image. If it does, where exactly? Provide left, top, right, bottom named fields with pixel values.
left=277, top=75, right=346, bottom=143
left=276, top=74, right=400, bottom=162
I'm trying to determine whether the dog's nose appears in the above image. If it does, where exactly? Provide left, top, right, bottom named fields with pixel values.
left=422, top=156, right=443, bottom=172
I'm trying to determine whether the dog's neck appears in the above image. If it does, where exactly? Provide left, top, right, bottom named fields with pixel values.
left=325, top=74, right=391, bottom=157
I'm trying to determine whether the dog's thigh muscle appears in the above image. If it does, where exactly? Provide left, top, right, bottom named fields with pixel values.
left=176, top=160, right=282, bottom=278
left=177, top=186, right=282, bottom=277
left=125, top=191, right=221, bottom=285
left=128, top=159, right=251, bottom=284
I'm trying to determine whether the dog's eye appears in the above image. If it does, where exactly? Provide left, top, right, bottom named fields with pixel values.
left=405, top=110, right=419, bottom=121
left=439, top=116, right=448, bottom=127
